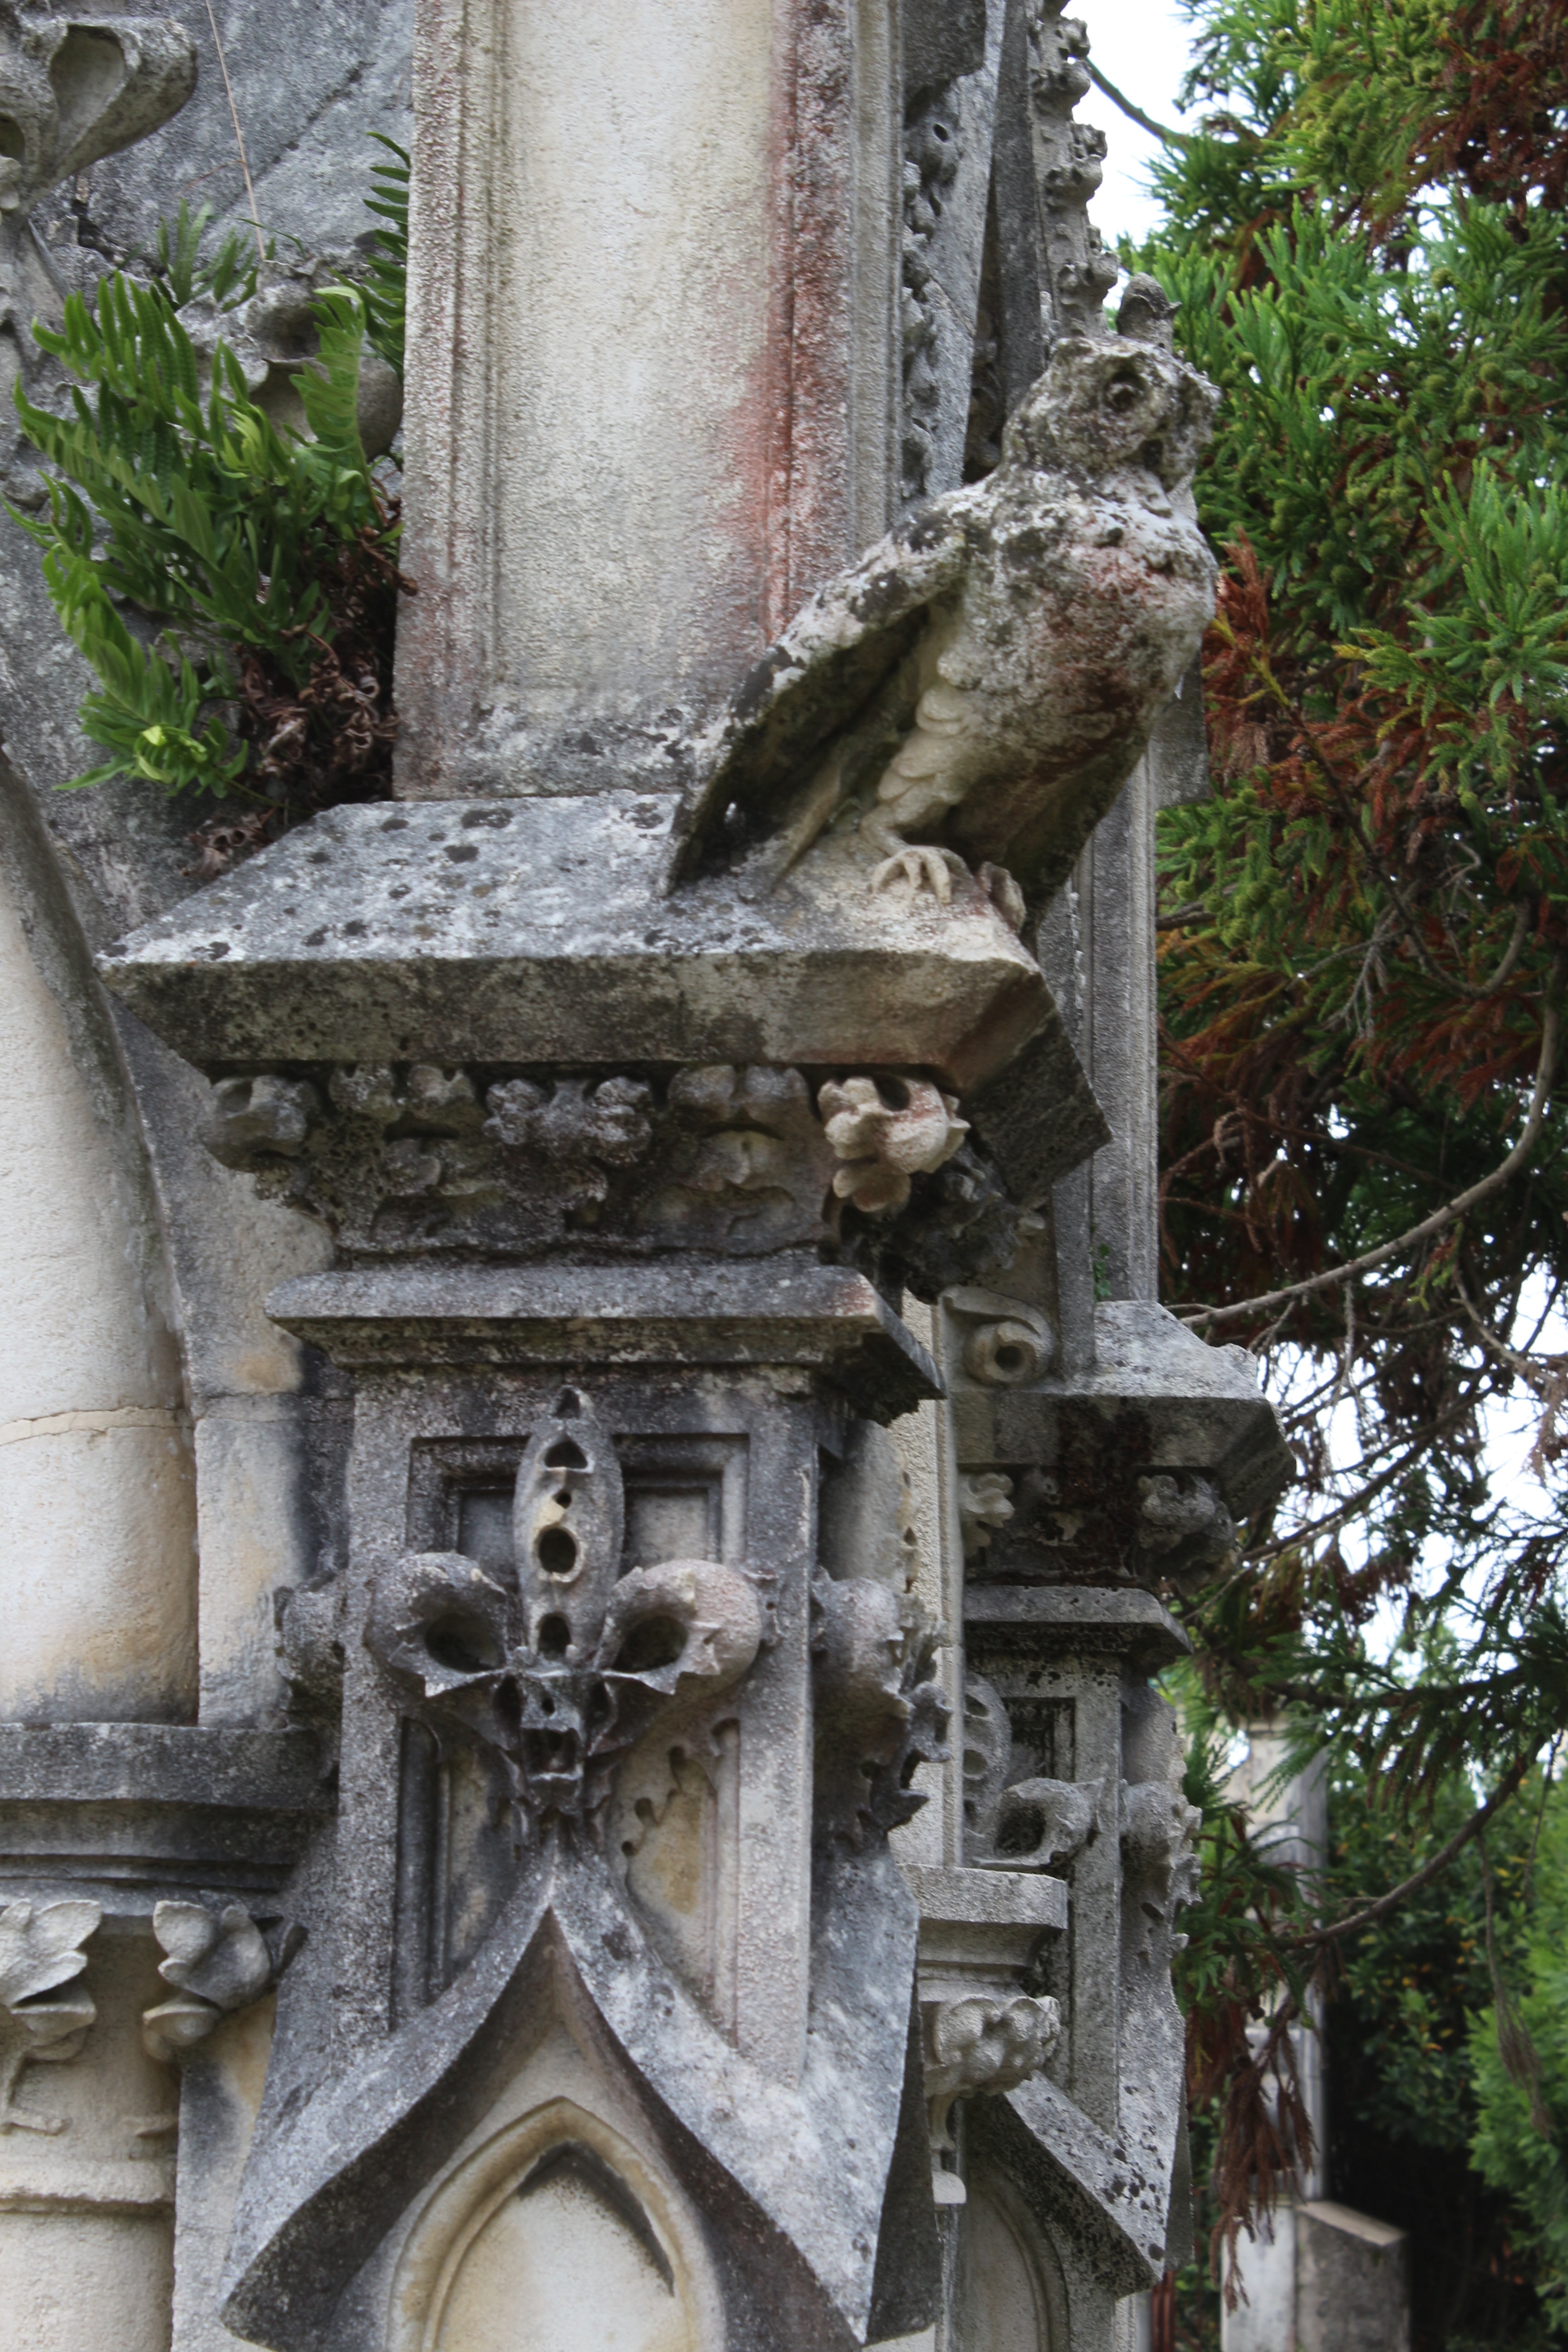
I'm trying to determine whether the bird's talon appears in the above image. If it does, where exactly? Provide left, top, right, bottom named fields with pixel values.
left=869, top=846, right=970, bottom=904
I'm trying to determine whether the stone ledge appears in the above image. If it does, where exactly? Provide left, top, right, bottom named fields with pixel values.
left=266, top=1258, right=942, bottom=1419
left=96, top=796, right=1083, bottom=1103
left=0, top=2155, right=176, bottom=2214
left=962, top=1586, right=1191, bottom=1672
left=0, top=1725, right=329, bottom=1913
left=902, top=1866, right=1068, bottom=1932
left=956, top=1298, right=1293, bottom=1523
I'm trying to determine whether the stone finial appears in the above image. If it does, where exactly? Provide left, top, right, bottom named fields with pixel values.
left=0, top=1897, right=100, bottom=2134
left=142, top=1901, right=278, bottom=2063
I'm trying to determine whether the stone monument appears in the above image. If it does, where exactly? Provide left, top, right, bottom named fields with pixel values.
left=0, top=1, right=1287, bottom=2347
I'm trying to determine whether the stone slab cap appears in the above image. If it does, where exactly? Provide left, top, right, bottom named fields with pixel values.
left=266, top=1259, right=941, bottom=1421
left=956, top=1298, right=1293, bottom=1522
left=963, top=1586, right=1192, bottom=1674
left=94, top=795, right=1088, bottom=1104
left=902, top=1865, right=1068, bottom=1932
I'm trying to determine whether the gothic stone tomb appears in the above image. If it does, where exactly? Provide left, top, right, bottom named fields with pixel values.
left=0, top=0, right=1286, bottom=2348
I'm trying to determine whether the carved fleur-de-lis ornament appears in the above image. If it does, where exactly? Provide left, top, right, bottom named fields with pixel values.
left=367, top=1392, right=765, bottom=1838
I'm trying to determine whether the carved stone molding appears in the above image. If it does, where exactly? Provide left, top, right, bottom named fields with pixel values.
left=1024, top=0, right=1119, bottom=343
left=203, top=1054, right=1051, bottom=1301
left=948, top=1285, right=1056, bottom=1385
left=142, top=1901, right=281, bottom=2064
left=0, top=1897, right=99, bottom=2134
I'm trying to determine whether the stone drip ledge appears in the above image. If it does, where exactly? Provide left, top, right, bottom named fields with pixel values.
left=0, top=1725, right=329, bottom=1915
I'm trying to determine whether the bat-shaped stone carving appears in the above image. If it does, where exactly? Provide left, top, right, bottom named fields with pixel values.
left=666, top=327, right=1219, bottom=922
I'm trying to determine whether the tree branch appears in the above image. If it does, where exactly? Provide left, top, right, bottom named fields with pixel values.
left=1181, top=970, right=1563, bottom=1330
left=1086, top=62, right=1191, bottom=149
left=1284, top=1751, right=1536, bottom=1948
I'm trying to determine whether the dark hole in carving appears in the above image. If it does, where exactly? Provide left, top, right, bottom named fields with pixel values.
left=963, top=1748, right=986, bottom=1776
left=538, top=1527, right=578, bottom=1578
left=616, top=1616, right=686, bottom=1675
left=496, top=1677, right=522, bottom=1732
left=0, top=118, right=24, bottom=161
left=993, top=1343, right=1029, bottom=1377
left=996, top=1804, right=1045, bottom=1856
left=544, top=1439, right=588, bottom=1470
left=425, top=1612, right=503, bottom=1674
left=554, top=1388, right=582, bottom=1417
left=1105, top=367, right=1144, bottom=414
left=537, top=1614, right=571, bottom=1658
left=554, top=1488, right=573, bottom=1508
left=516, top=2143, right=675, bottom=2293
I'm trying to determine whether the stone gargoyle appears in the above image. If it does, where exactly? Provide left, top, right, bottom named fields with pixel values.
left=665, top=328, right=1219, bottom=923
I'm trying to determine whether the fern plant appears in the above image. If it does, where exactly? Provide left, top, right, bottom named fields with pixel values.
left=6, top=161, right=407, bottom=820
left=362, top=137, right=410, bottom=378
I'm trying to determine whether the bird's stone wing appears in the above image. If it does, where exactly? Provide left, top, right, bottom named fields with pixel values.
left=663, top=496, right=976, bottom=887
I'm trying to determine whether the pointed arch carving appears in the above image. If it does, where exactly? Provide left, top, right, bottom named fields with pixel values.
left=391, top=2095, right=722, bottom=2352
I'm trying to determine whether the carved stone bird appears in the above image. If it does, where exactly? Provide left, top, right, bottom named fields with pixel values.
left=666, top=331, right=1219, bottom=921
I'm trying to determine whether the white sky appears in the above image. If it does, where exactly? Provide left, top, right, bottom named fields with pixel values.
left=1073, top=0, right=1199, bottom=251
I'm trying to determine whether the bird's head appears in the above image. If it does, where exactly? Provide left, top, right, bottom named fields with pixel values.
left=1002, top=336, right=1218, bottom=498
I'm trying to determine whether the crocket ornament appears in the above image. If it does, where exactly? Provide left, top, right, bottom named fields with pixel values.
left=666, top=328, right=1220, bottom=925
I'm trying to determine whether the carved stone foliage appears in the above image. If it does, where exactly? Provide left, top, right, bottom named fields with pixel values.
left=960, top=1671, right=1102, bottom=1869
left=1134, top=1471, right=1238, bottom=1594
left=923, top=1991, right=1061, bottom=2149
left=965, top=1460, right=1241, bottom=1597
left=958, top=1470, right=1014, bottom=1560
left=0, top=1896, right=99, bottom=2134
left=1121, top=1781, right=1202, bottom=1930
left=204, top=1058, right=1038, bottom=1297
left=900, top=103, right=960, bottom=501
left=1025, top=0, right=1119, bottom=342
left=142, top=1900, right=281, bottom=2063
left=367, top=1394, right=768, bottom=1839
left=819, top=1073, right=967, bottom=1212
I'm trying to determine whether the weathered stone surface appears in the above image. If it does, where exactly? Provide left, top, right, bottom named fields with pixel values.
left=98, top=794, right=1075, bottom=1097
left=266, top=1260, right=941, bottom=1420
left=0, top=1725, right=329, bottom=1913
left=952, top=1300, right=1292, bottom=1592
left=1294, top=2200, right=1410, bottom=2352
left=396, top=0, right=897, bottom=796
left=0, top=0, right=1293, bottom=2345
